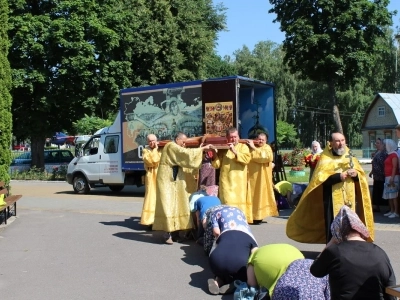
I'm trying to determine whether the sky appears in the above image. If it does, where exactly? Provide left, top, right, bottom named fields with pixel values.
left=213, top=0, right=400, bottom=57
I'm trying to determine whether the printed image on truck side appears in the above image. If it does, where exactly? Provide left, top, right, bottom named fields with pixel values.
left=120, top=84, right=203, bottom=165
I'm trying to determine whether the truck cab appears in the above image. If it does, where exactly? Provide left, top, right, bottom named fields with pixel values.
left=67, top=113, right=141, bottom=193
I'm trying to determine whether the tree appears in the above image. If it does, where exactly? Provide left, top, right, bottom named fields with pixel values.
left=233, top=41, right=299, bottom=121
left=276, top=120, right=299, bottom=148
left=0, top=0, right=12, bottom=183
left=72, top=115, right=113, bottom=135
left=269, top=0, right=394, bottom=133
left=8, top=0, right=226, bottom=169
left=204, top=53, right=236, bottom=78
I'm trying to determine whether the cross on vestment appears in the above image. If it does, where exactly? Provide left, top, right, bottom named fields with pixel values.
left=346, top=149, right=354, bottom=169
left=343, top=149, right=354, bottom=209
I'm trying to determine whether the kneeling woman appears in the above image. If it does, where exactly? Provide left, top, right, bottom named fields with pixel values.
left=310, top=205, right=396, bottom=299
left=205, top=205, right=258, bottom=295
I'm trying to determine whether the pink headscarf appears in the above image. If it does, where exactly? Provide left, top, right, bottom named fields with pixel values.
left=200, top=185, right=219, bottom=197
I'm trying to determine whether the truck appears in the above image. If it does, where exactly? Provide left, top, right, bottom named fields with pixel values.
left=66, top=76, right=277, bottom=194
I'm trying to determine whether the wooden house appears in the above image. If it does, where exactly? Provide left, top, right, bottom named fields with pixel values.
left=361, top=93, right=400, bottom=155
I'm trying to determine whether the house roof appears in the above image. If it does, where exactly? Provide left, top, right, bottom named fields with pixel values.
left=361, top=93, right=400, bottom=129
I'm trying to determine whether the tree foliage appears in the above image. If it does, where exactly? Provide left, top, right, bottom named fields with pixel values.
left=203, top=52, right=236, bottom=78
left=8, top=0, right=226, bottom=168
left=276, top=120, right=299, bottom=148
left=72, top=115, right=113, bottom=135
left=0, top=0, right=12, bottom=183
left=269, top=0, right=394, bottom=133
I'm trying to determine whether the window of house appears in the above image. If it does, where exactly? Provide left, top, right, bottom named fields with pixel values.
left=369, top=136, right=375, bottom=149
left=378, top=106, right=385, bottom=116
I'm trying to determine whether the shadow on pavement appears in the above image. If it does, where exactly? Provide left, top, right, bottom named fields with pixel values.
left=180, top=244, right=214, bottom=294
left=100, top=218, right=162, bottom=245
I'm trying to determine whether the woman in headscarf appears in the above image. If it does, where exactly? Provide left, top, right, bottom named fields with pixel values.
left=305, top=141, right=323, bottom=181
left=204, top=205, right=258, bottom=295
left=382, top=139, right=400, bottom=218
left=369, top=138, right=387, bottom=212
left=310, top=205, right=396, bottom=300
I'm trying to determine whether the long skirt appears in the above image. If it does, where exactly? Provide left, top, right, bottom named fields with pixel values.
left=372, top=180, right=384, bottom=206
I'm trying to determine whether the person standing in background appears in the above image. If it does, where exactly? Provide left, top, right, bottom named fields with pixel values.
left=140, top=134, right=161, bottom=227
left=246, top=132, right=278, bottom=224
left=369, top=138, right=387, bottom=213
left=198, top=149, right=216, bottom=188
left=382, top=139, right=400, bottom=218
left=305, top=140, right=323, bottom=181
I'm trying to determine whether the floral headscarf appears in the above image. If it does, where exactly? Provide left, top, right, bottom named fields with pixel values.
left=202, top=185, right=219, bottom=197
left=331, top=205, right=370, bottom=242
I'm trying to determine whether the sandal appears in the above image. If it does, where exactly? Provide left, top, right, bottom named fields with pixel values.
left=208, top=278, right=219, bottom=295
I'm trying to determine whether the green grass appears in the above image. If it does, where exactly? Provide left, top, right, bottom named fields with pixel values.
left=283, top=167, right=310, bottom=183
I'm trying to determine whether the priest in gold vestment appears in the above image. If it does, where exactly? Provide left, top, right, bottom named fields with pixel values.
left=140, top=134, right=161, bottom=226
left=246, top=133, right=278, bottom=224
left=286, top=132, right=374, bottom=244
left=153, top=132, right=212, bottom=244
left=211, top=127, right=251, bottom=220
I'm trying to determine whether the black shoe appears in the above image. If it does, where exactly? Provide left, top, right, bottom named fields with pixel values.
left=252, top=220, right=263, bottom=225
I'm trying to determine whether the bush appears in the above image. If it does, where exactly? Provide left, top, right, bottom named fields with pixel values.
left=284, top=148, right=308, bottom=170
left=10, top=165, right=67, bottom=181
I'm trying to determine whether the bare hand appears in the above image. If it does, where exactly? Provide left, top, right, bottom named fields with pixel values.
left=201, top=144, right=213, bottom=151
left=246, top=139, right=255, bottom=149
left=346, top=169, right=357, bottom=177
left=228, top=143, right=237, bottom=155
left=340, top=172, right=348, bottom=181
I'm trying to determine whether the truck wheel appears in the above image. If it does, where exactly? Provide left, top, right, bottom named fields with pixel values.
left=109, top=185, right=124, bottom=192
left=73, top=175, right=90, bottom=194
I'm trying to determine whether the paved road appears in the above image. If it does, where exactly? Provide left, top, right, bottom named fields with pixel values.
left=0, top=180, right=399, bottom=300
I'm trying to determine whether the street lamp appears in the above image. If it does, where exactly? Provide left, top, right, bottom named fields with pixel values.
left=395, top=34, right=400, bottom=93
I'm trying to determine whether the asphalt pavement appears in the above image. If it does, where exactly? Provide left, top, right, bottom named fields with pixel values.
left=0, top=179, right=399, bottom=300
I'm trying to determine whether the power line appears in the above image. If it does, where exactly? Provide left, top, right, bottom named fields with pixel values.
left=293, top=108, right=355, bottom=117
left=294, top=105, right=359, bottom=115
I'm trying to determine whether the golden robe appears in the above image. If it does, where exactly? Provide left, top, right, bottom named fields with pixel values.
left=183, top=167, right=199, bottom=194
left=212, top=143, right=251, bottom=220
left=247, top=144, right=278, bottom=223
left=140, top=146, right=161, bottom=226
left=286, top=146, right=374, bottom=244
left=152, top=142, right=203, bottom=232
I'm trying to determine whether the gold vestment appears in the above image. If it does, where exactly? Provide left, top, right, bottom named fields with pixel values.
left=211, top=143, right=251, bottom=220
left=247, top=144, right=278, bottom=223
left=152, top=142, right=203, bottom=232
left=286, top=146, right=374, bottom=244
left=140, top=147, right=161, bottom=225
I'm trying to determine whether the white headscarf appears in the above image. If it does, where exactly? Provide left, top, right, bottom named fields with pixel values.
left=311, top=141, right=323, bottom=154
left=384, top=139, right=397, bottom=155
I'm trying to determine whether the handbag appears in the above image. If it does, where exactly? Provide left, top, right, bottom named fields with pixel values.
left=233, top=280, right=257, bottom=300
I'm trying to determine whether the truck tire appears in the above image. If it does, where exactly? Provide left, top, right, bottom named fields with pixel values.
left=73, top=175, right=90, bottom=194
left=108, top=185, right=124, bottom=192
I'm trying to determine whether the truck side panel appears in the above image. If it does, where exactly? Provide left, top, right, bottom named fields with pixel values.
left=120, top=82, right=203, bottom=171
left=238, top=85, right=275, bottom=141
